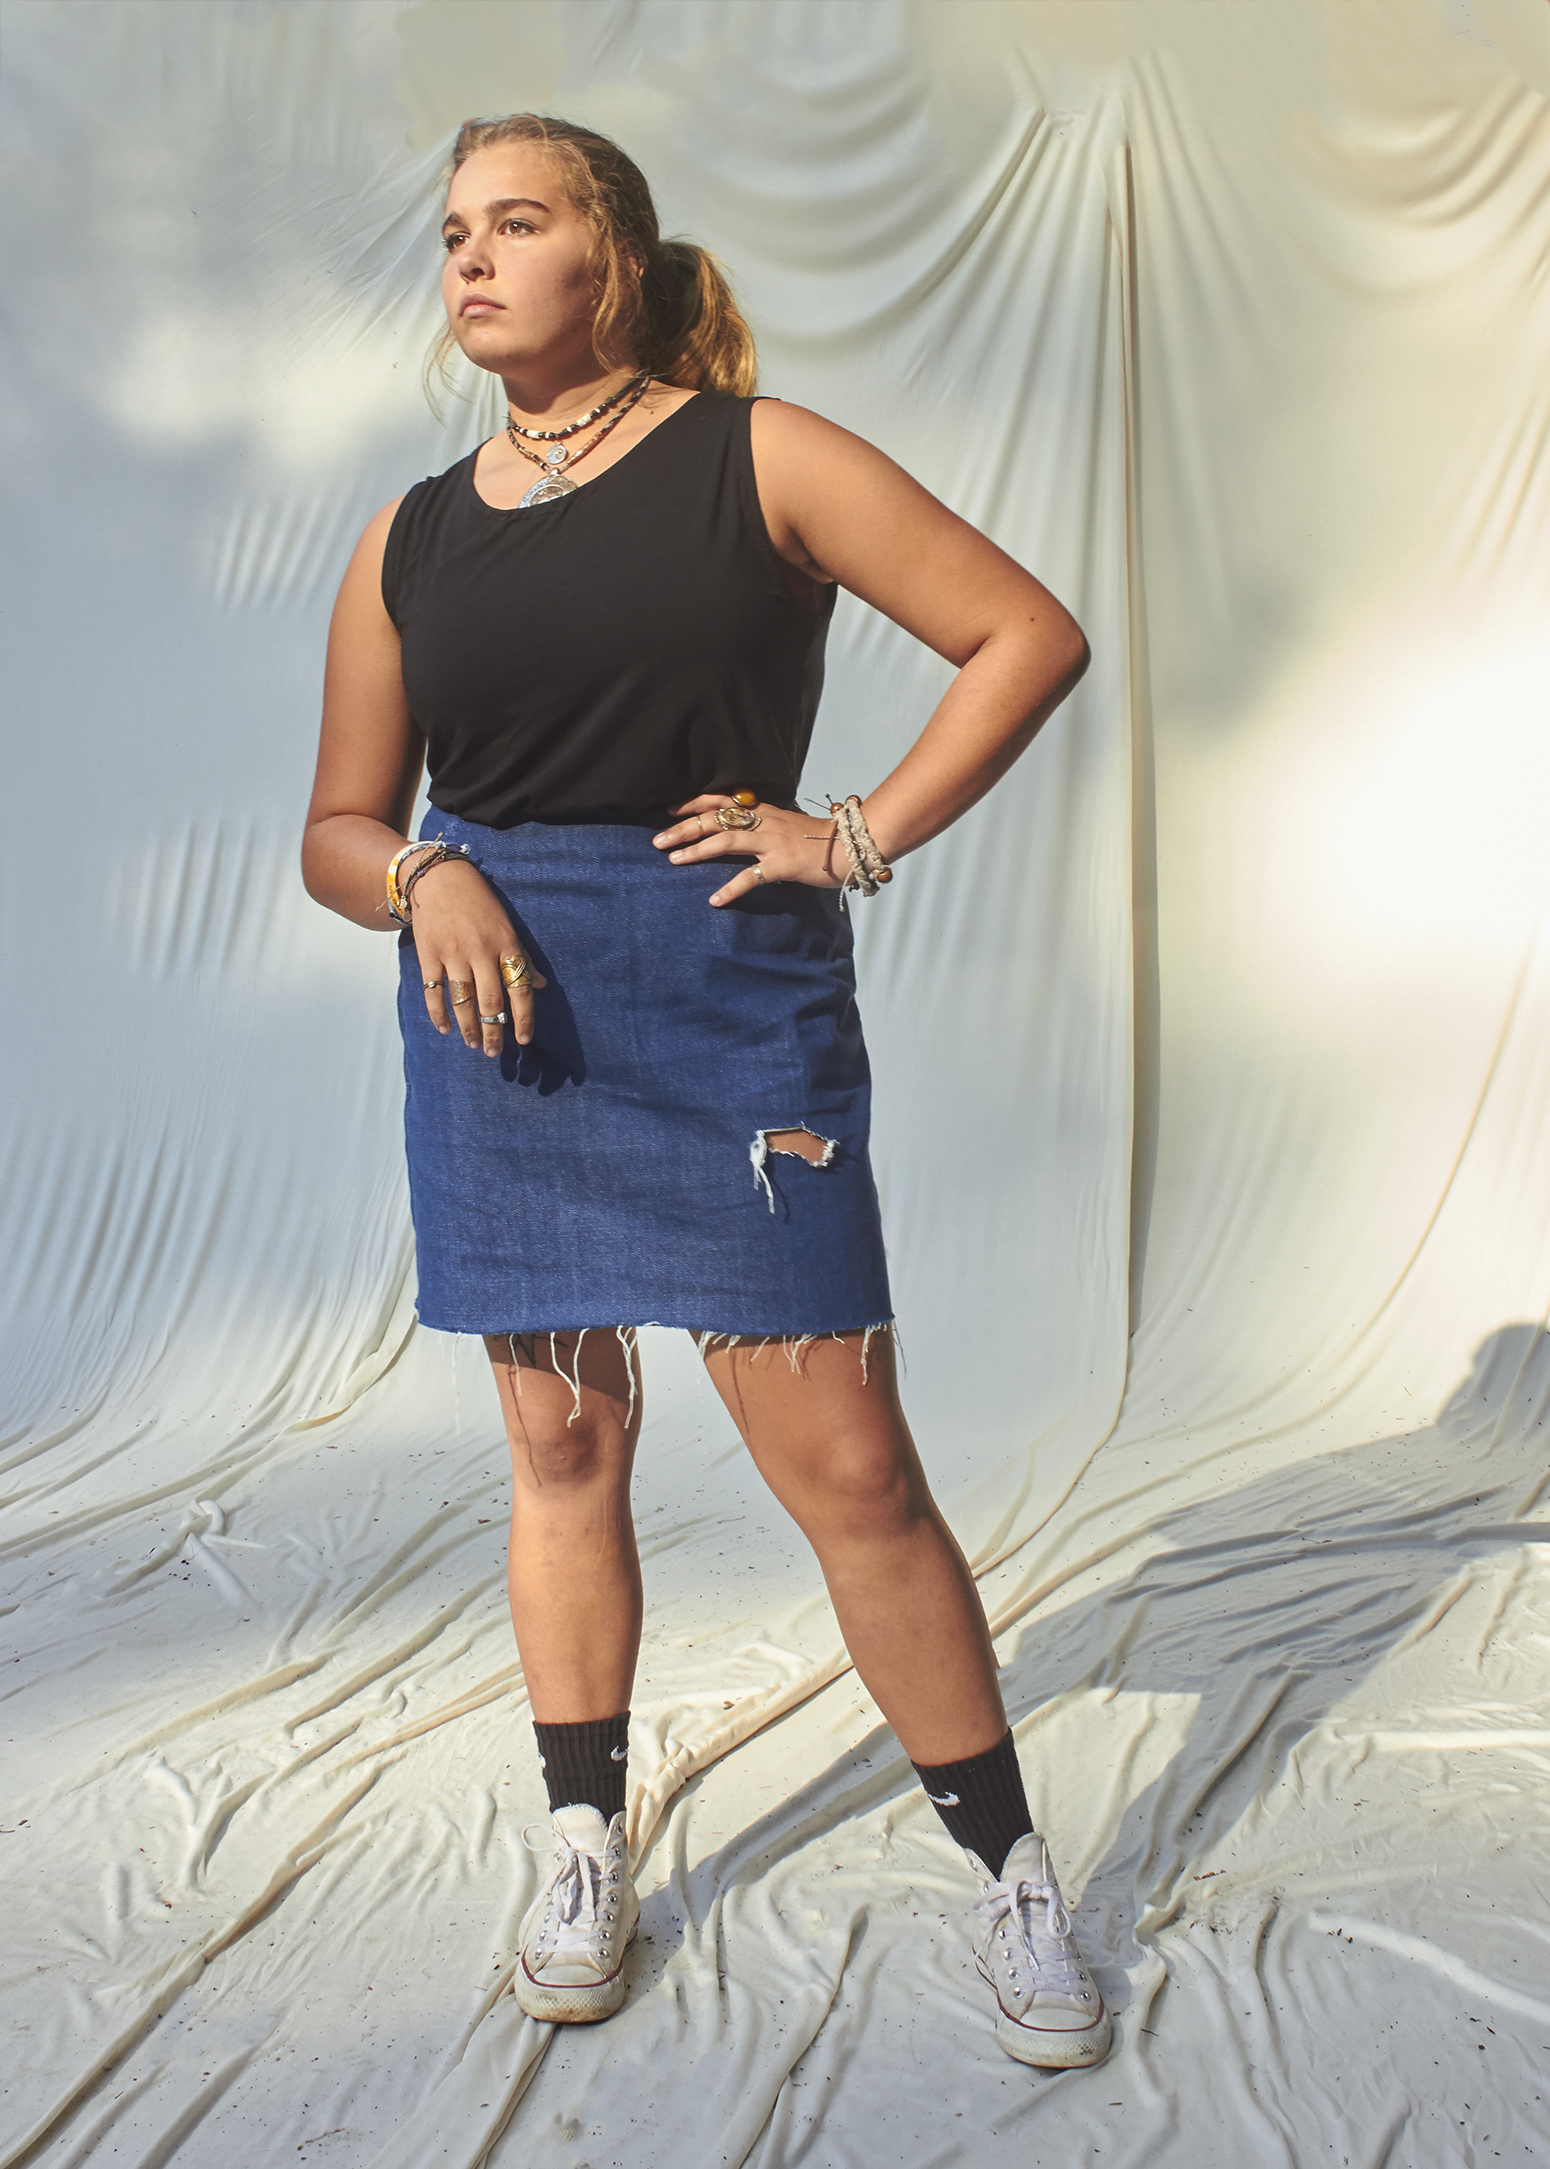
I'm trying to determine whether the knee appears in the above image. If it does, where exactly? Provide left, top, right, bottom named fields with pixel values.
left=509, top=1412, right=627, bottom=1497
left=795, top=1438, right=928, bottom=1546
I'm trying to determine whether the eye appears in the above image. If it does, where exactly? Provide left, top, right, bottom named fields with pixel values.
left=442, top=230, right=467, bottom=253
left=499, top=218, right=536, bottom=236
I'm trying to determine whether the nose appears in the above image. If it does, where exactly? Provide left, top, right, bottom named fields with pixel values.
left=457, top=232, right=495, bottom=281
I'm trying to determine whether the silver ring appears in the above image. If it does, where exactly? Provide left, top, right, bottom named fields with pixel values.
left=423, top=978, right=443, bottom=990
left=752, top=866, right=766, bottom=885
left=479, top=1011, right=507, bottom=1025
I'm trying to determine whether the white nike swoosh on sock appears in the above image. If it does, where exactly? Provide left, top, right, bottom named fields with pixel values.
left=610, top=1747, right=627, bottom=1761
left=925, top=1790, right=960, bottom=1807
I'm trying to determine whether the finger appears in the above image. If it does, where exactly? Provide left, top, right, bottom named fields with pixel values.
left=709, top=864, right=769, bottom=907
left=498, top=952, right=547, bottom=1046
left=653, top=802, right=734, bottom=850
left=504, top=963, right=547, bottom=1048
left=665, top=794, right=734, bottom=818
left=509, top=983, right=538, bottom=1047
left=475, top=965, right=508, bottom=1058
left=445, top=970, right=481, bottom=1047
left=663, top=833, right=758, bottom=869
left=419, top=959, right=452, bottom=1035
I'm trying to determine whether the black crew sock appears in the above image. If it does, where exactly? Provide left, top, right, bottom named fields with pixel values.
left=533, top=1712, right=630, bottom=1823
left=911, top=1729, right=1035, bottom=1878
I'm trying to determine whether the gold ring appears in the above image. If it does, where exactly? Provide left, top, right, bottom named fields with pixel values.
left=715, top=804, right=761, bottom=832
left=448, top=979, right=474, bottom=1005
left=423, top=978, right=443, bottom=991
left=499, top=951, right=531, bottom=989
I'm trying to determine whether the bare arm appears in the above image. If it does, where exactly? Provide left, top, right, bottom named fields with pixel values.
left=302, top=498, right=424, bottom=927
left=653, top=400, right=1088, bottom=900
left=301, top=501, right=544, bottom=1051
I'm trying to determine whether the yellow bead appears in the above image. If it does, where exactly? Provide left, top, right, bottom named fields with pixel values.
left=733, top=788, right=757, bottom=808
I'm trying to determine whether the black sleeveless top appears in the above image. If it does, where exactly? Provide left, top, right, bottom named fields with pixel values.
left=381, top=391, right=836, bottom=827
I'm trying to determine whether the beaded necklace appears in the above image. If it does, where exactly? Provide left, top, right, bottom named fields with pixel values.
left=505, top=374, right=653, bottom=508
left=505, top=370, right=648, bottom=444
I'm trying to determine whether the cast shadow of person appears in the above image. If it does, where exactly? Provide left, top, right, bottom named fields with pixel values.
left=502, top=1324, right=1546, bottom=2159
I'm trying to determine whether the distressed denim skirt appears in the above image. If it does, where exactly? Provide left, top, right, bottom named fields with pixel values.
left=398, top=813, right=893, bottom=1338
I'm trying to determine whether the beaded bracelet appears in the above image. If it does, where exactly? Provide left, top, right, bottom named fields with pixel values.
left=401, top=841, right=474, bottom=915
left=830, top=795, right=892, bottom=897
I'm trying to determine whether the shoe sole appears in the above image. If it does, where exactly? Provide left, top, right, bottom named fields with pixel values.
left=995, top=2003, right=1114, bottom=2070
left=512, top=1922, right=638, bottom=2024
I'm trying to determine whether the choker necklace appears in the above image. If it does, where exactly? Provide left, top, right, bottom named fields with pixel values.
left=505, top=371, right=648, bottom=444
left=506, top=374, right=653, bottom=508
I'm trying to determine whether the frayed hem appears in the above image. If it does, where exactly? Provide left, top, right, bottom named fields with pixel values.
left=501, top=1324, right=643, bottom=1428
left=694, top=1319, right=894, bottom=1385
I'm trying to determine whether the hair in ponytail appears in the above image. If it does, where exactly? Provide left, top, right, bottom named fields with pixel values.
left=430, top=113, right=757, bottom=397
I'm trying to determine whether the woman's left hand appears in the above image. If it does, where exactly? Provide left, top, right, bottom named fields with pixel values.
left=653, top=795, right=845, bottom=905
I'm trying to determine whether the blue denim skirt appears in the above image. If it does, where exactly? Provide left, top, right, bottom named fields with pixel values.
left=398, top=813, right=893, bottom=1337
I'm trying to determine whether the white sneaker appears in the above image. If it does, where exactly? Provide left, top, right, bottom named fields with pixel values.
left=967, top=1832, right=1113, bottom=2068
left=513, top=1805, right=639, bottom=2023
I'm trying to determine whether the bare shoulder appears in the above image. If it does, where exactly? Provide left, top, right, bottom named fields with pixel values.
left=748, top=397, right=909, bottom=481
left=331, top=495, right=406, bottom=627
left=352, top=494, right=407, bottom=574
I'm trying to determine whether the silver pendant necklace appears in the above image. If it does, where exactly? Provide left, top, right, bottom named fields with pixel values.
left=517, top=444, right=582, bottom=510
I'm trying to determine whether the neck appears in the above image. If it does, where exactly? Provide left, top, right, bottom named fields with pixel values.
left=500, top=359, right=642, bottom=427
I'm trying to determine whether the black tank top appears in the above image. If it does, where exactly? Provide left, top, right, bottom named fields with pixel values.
left=381, top=391, right=836, bottom=827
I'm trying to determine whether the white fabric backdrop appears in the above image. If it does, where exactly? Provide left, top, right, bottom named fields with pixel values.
left=2, top=2, right=1548, bottom=2163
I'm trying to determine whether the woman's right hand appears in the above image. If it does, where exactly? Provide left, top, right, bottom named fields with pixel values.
left=406, top=854, right=548, bottom=1053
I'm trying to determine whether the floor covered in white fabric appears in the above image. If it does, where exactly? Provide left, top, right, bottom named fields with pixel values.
left=4, top=3, right=1549, bottom=2164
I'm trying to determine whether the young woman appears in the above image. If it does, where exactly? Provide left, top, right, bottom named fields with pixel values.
left=302, top=113, right=1108, bottom=2071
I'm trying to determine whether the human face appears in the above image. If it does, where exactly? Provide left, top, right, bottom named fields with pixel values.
left=439, top=145, right=602, bottom=384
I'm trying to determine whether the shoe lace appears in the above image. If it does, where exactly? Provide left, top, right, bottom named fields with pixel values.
left=972, top=1873, right=1088, bottom=1997
left=523, top=1824, right=609, bottom=1961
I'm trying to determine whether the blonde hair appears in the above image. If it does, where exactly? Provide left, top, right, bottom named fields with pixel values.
left=429, top=113, right=757, bottom=398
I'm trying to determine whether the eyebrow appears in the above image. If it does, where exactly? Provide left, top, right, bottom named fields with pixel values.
left=441, top=196, right=550, bottom=233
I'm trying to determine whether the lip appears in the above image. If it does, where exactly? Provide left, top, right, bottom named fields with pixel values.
left=460, top=296, right=504, bottom=316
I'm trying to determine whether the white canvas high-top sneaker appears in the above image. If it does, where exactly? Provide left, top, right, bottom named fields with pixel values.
left=513, top=1805, right=639, bottom=2023
left=966, top=1832, right=1113, bottom=2068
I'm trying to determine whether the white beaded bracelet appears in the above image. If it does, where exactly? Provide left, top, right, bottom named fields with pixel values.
left=830, top=795, right=892, bottom=897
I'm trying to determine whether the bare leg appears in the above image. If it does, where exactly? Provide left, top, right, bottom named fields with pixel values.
left=698, top=1328, right=1006, bottom=1764
left=484, top=1330, right=643, bottom=1722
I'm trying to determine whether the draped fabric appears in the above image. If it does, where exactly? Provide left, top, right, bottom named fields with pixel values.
left=3, top=3, right=1548, bottom=2163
